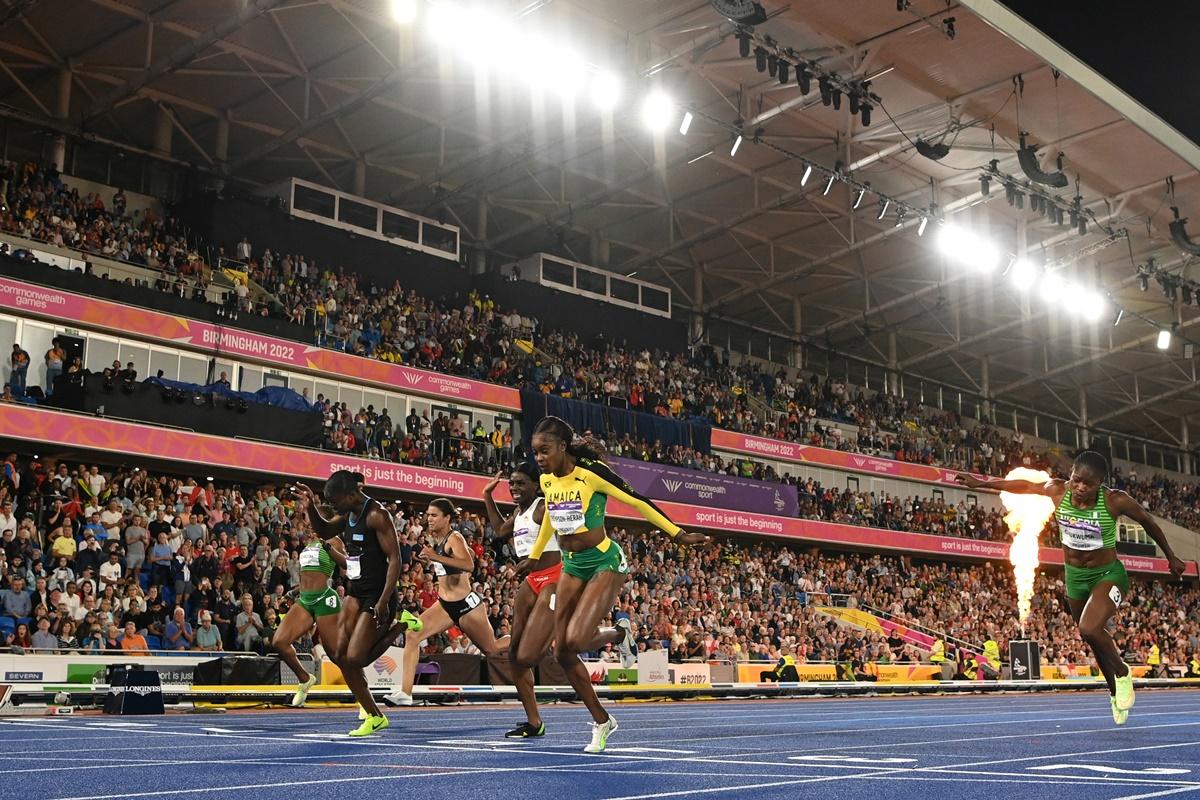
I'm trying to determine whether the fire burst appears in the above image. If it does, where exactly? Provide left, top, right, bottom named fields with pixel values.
left=998, top=468, right=1056, bottom=635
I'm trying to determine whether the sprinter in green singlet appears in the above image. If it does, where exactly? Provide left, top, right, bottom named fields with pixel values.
left=958, top=451, right=1186, bottom=725
left=273, top=527, right=348, bottom=707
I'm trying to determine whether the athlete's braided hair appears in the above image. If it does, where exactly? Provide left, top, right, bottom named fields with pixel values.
left=1073, top=450, right=1110, bottom=479
left=532, top=415, right=607, bottom=461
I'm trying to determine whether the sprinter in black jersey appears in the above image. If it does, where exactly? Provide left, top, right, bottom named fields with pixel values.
left=384, top=498, right=508, bottom=706
left=295, top=470, right=402, bottom=736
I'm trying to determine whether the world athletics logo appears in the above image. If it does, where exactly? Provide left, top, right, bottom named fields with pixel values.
left=373, top=655, right=398, bottom=675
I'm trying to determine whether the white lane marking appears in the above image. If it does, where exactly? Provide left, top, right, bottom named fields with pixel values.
left=1030, top=764, right=1191, bottom=776
left=202, top=727, right=263, bottom=734
left=1112, top=789, right=1200, bottom=800
left=607, top=747, right=698, bottom=754
left=789, top=755, right=916, bottom=764
left=428, top=738, right=526, bottom=747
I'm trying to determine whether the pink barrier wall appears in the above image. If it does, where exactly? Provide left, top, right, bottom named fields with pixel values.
left=0, top=277, right=520, bottom=411
left=710, top=429, right=988, bottom=490
left=1, top=406, right=1194, bottom=578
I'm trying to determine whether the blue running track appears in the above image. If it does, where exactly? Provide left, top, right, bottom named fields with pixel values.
left=4, top=690, right=1200, bottom=800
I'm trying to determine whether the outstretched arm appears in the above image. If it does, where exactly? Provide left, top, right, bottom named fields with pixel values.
left=481, top=472, right=515, bottom=540
left=293, top=484, right=344, bottom=540
left=956, top=474, right=1064, bottom=497
left=1108, top=490, right=1187, bottom=578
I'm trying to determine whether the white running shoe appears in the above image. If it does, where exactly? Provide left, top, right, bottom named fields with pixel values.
left=584, top=715, right=618, bottom=753
left=382, top=689, right=414, bottom=707
left=291, top=674, right=318, bottom=707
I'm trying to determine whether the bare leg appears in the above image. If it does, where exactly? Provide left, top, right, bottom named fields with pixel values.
left=554, top=570, right=626, bottom=724
left=272, top=605, right=316, bottom=683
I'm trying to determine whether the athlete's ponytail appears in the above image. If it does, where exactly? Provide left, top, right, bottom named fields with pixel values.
left=532, top=415, right=606, bottom=462
left=429, top=497, right=461, bottom=520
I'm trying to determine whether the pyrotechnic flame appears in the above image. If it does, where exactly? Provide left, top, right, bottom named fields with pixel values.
left=998, top=468, right=1055, bottom=630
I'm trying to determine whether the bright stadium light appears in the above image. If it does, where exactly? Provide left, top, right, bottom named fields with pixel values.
left=937, top=224, right=1000, bottom=271
left=1157, top=328, right=1172, bottom=350
left=1038, top=271, right=1065, bottom=304
left=1079, top=289, right=1106, bottom=321
left=391, top=0, right=419, bottom=24
left=426, top=1, right=463, bottom=43
left=641, top=91, right=675, bottom=131
left=730, top=134, right=743, bottom=156
left=679, top=111, right=693, bottom=135
left=1009, top=258, right=1038, bottom=290
left=590, top=72, right=622, bottom=111
left=548, top=49, right=586, bottom=97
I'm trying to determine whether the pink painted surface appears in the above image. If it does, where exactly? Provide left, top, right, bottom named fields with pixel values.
left=2, top=406, right=1193, bottom=578
left=710, top=428, right=987, bottom=489
left=0, top=277, right=520, bottom=410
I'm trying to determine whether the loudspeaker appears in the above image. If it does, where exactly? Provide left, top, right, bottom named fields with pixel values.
left=1008, top=639, right=1041, bottom=681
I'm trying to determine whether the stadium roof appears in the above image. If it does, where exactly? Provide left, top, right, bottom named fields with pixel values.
left=3, top=0, right=1199, bottom=453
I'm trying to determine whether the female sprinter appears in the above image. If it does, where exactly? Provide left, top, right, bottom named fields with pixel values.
left=957, top=450, right=1186, bottom=725
left=384, top=498, right=508, bottom=707
left=295, top=470, right=406, bottom=736
left=272, top=526, right=346, bottom=707
left=524, top=416, right=710, bottom=752
left=482, top=464, right=633, bottom=738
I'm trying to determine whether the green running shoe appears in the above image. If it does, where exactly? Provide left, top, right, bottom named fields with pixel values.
left=1110, top=696, right=1128, bottom=726
left=1115, top=668, right=1135, bottom=711
left=505, top=721, right=546, bottom=738
left=349, top=714, right=389, bottom=737
left=399, top=609, right=423, bottom=633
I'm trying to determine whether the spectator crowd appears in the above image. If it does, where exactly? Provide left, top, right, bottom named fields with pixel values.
left=0, top=456, right=1196, bottom=678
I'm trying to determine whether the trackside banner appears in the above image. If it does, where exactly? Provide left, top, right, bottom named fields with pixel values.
left=0, top=276, right=519, bottom=411
left=1, top=406, right=1193, bottom=578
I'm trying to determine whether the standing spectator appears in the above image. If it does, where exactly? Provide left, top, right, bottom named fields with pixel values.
left=99, top=500, right=123, bottom=542
left=0, top=500, right=15, bottom=539
left=236, top=236, right=252, bottom=262
left=99, top=550, right=123, bottom=591
left=44, top=338, right=65, bottom=396
left=124, top=514, right=149, bottom=580
left=9, top=344, right=29, bottom=394
left=112, top=188, right=127, bottom=217
left=148, top=531, right=173, bottom=587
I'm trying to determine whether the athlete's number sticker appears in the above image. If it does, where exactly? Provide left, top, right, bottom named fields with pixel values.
left=325, top=595, right=338, bottom=608
left=617, top=548, right=629, bottom=574
left=465, top=592, right=482, bottom=609
left=345, top=556, right=362, bottom=580
left=549, top=593, right=557, bottom=612
left=1109, top=584, right=1123, bottom=606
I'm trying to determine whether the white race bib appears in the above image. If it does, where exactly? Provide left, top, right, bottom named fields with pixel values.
left=432, top=560, right=446, bottom=577
left=299, top=548, right=322, bottom=569
left=345, top=555, right=362, bottom=580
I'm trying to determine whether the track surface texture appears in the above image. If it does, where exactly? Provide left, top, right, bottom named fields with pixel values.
left=4, top=690, right=1200, bottom=800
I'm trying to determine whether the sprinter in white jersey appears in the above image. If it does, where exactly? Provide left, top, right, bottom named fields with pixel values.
left=483, top=462, right=635, bottom=739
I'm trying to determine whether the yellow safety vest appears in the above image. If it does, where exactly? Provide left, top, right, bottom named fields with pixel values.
left=775, top=654, right=796, bottom=676
left=962, top=658, right=978, bottom=680
left=1189, top=658, right=1200, bottom=676
left=983, top=640, right=1000, bottom=663
left=1148, top=644, right=1161, bottom=665
left=930, top=640, right=946, bottom=663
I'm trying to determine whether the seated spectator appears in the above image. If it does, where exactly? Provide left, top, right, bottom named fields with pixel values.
left=194, top=611, right=222, bottom=651
left=30, top=617, right=57, bottom=650
left=164, top=607, right=194, bottom=651
left=119, top=621, right=149, bottom=654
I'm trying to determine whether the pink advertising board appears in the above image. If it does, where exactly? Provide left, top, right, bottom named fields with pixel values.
left=0, top=277, right=520, bottom=411
left=2, top=406, right=1194, bottom=578
left=710, top=428, right=988, bottom=490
